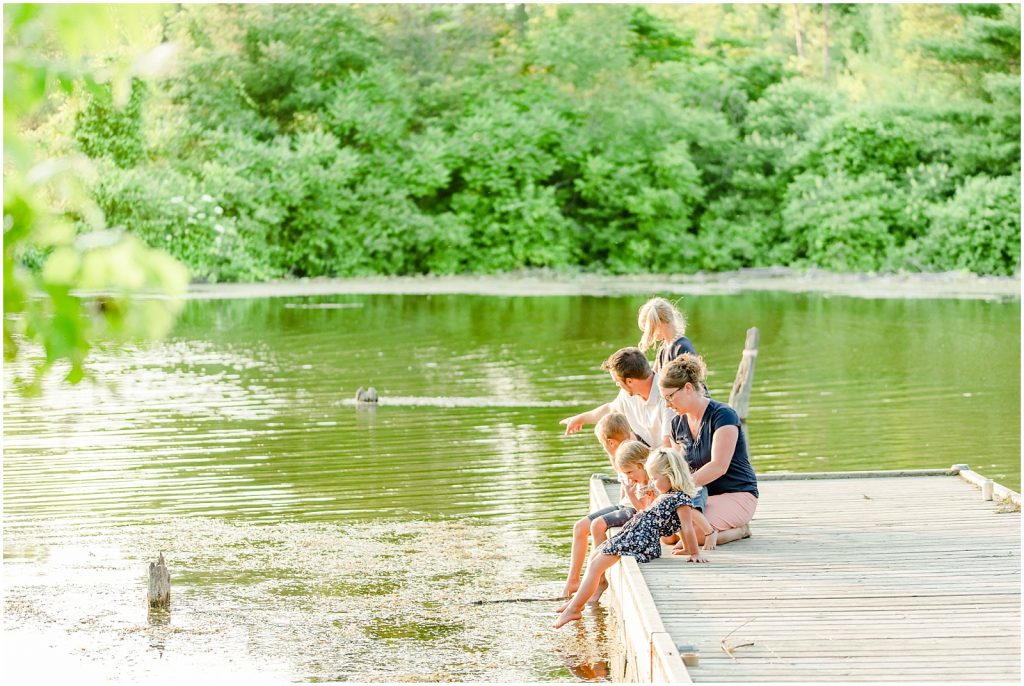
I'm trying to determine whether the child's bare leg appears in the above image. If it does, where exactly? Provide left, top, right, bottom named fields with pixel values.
left=561, top=516, right=591, bottom=597
left=587, top=519, right=611, bottom=605
left=553, top=552, right=621, bottom=629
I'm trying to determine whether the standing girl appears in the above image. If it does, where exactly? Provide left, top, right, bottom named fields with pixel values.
left=637, top=297, right=697, bottom=374
left=554, top=448, right=707, bottom=629
left=660, top=353, right=758, bottom=549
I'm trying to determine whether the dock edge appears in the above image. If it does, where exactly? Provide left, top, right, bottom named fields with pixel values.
left=589, top=475, right=692, bottom=683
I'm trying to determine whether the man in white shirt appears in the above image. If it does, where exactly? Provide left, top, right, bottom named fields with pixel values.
left=560, top=347, right=674, bottom=448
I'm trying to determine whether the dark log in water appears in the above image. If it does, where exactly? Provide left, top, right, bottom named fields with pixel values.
left=147, top=552, right=170, bottom=609
left=468, top=596, right=564, bottom=605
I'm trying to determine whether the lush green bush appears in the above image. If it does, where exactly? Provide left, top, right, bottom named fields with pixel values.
left=45, top=3, right=1023, bottom=280
left=90, top=158, right=266, bottom=283
left=782, top=171, right=901, bottom=271
left=919, top=175, right=1021, bottom=275
left=73, top=79, right=148, bottom=168
left=743, top=78, right=840, bottom=140
left=800, top=107, right=952, bottom=180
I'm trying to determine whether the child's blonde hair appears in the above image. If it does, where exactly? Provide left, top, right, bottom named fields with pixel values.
left=637, top=297, right=686, bottom=353
left=645, top=447, right=698, bottom=497
left=595, top=412, right=631, bottom=442
left=614, top=440, right=650, bottom=471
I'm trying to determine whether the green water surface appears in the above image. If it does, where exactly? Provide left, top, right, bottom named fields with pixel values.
left=4, top=291, right=1020, bottom=681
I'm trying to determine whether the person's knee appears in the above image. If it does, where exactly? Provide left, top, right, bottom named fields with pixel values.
left=590, top=519, right=607, bottom=538
left=574, top=517, right=591, bottom=537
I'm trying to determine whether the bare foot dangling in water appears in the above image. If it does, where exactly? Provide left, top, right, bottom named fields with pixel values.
left=586, top=576, right=608, bottom=606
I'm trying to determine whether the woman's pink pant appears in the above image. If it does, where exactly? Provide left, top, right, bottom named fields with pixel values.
left=705, top=491, right=757, bottom=531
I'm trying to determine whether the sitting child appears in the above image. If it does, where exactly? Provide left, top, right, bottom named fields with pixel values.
left=595, top=412, right=632, bottom=467
left=554, top=447, right=707, bottom=629
left=662, top=483, right=716, bottom=551
left=561, top=437, right=654, bottom=599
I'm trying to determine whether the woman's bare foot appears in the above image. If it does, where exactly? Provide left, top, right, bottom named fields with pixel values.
left=706, top=524, right=752, bottom=546
left=703, top=529, right=719, bottom=550
left=586, top=577, right=608, bottom=606
left=553, top=605, right=583, bottom=629
left=560, top=580, right=580, bottom=599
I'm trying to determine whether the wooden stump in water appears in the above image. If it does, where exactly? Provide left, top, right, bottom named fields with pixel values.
left=728, top=327, right=759, bottom=424
left=148, top=552, right=170, bottom=610
left=355, top=386, right=379, bottom=403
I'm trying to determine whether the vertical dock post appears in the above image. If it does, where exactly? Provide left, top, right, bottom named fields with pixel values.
left=148, top=552, right=170, bottom=610
left=982, top=479, right=994, bottom=501
left=729, top=327, right=760, bottom=423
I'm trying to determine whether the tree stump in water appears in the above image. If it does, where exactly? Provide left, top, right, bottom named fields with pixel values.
left=147, top=552, right=170, bottom=610
left=355, top=386, right=379, bottom=403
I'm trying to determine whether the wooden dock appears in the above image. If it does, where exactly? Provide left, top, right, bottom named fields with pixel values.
left=591, top=467, right=1021, bottom=682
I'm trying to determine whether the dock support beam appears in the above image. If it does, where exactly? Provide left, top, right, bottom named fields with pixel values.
left=729, top=327, right=759, bottom=423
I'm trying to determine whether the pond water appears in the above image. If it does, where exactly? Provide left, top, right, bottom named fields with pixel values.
left=4, top=291, right=1020, bottom=681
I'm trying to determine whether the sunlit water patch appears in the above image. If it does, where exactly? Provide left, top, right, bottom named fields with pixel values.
left=3, top=518, right=613, bottom=682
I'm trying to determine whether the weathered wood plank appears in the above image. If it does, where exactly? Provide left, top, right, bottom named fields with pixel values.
left=147, top=552, right=170, bottom=609
left=757, top=468, right=955, bottom=481
left=727, top=327, right=759, bottom=423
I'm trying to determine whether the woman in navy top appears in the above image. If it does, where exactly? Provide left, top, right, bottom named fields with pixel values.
left=660, top=352, right=758, bottom=549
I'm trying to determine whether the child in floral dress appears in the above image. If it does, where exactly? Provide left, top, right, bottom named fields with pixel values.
left=561, top=440, right=657, bottom=600
left=554, top=447, right=707, bottom=629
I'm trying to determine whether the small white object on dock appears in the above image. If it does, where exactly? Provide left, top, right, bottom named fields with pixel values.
left=675, top=644, right=700, bottom=667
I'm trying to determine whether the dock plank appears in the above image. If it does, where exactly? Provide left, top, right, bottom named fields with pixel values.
left=599, top=474, right=1020, bottom=682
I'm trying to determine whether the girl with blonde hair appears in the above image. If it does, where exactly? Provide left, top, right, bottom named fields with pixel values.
left=637, top=297, right=697, bottom=374
left=554, top=447, right=707, bottom=629
left=560, top=439, right=656, bottom=599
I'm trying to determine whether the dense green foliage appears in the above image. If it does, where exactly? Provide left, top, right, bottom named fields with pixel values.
left=4, top=4, right=188, bottom=391
left=35, top=4, right=1024, bottom=279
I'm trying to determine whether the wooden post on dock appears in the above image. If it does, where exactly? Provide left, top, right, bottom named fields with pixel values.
left=148, top=553, right=170, bottom=610
left=728, top=327, right=759, bottom=423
